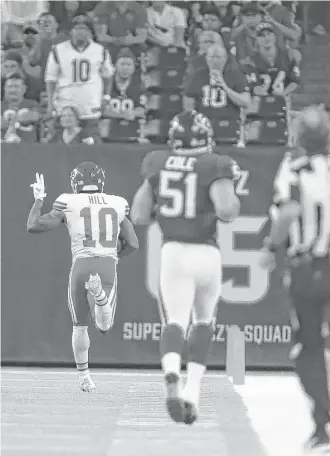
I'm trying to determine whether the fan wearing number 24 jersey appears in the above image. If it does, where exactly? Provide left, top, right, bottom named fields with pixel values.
left=131, top=110, right=241, bottom=426
left=27, top=162, right=139, bottom=393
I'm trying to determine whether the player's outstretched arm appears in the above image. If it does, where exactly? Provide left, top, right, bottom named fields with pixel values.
left=27, top=173, right=64, bottom=233
left=131, top=179, right=154, bottom=226
left=209, top=179, right=241, bottom=223
left=27, top=200, right=64, bottom=233
left=118, top=217, right=139, bottom=258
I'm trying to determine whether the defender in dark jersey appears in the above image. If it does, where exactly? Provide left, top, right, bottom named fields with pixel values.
left=261, top=105, right=330, bottom=453
left=131, top=110, right=241, bottom=425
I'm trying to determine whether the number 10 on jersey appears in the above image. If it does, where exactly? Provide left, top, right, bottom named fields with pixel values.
left=80, top=207, right=118, bottom=248
left=159, top=170, right=197, bottom=219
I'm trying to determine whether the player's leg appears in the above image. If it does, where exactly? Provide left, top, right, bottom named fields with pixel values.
left=289, top=260, right=330, bottom=450
left=159, top=242, right=196, bottom=422
left=182, top=245, right=222, bottom=424
left=68, top=259, right=96, bottom=392
left=85, top=257, right=117, bottom=334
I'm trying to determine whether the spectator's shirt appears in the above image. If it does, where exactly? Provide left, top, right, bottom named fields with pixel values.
left=233, top=29, right=258, bottom=65
left=147, top=4, right=186, bottom=45
left=184, top=65, right=248, bottom=119
left=105, top=75, right=147, bottom=140
left=45, top=40, right=114, bottom=119
left=1, top=98, right=39, bottom=143
left=250, top=49, right=300, bottom=95
left=48, top=128, right=96, bottom=145
left=94, top=2, right=147, bottom=60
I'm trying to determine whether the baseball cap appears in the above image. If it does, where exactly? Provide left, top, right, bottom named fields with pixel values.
left=71, top=15, right=94, bottom=32
left=241, top=2, right=261, bottom=15
left=4, top=50, right=23, bottom=66
left=256, top=22, right=275, bottom=35
left=116, top=47, right=136, bottom=64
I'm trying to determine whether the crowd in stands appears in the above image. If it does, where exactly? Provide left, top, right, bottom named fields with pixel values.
left=1, top=1, right=329, bottom=146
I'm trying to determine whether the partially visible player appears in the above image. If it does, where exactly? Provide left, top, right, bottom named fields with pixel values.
left=260, top=105, right=330, bottom=452
left=131, top=110, right=241, bottom=424
left=27, top=162, right=139, bottom=392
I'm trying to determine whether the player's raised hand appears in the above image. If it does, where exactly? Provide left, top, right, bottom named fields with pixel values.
left=30, top=173, right=47, bottom=201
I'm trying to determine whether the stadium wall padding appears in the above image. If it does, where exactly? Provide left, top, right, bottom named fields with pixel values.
left=1, top=143, right=294, bottom=368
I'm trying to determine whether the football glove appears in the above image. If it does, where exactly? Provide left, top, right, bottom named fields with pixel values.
left=30, top=173, right=47, bottom=201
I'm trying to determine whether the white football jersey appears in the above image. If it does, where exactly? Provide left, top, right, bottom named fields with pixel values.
left=45, top=40, right=114, bottom=118
left=53, top=193, right=129, bottom=262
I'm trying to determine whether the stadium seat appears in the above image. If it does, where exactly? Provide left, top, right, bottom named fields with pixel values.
left=145, top=118, right=171, bottom=143
left=246, top=95, right=287, bottom=119
left=145, top=46, right=187, bottom=71
left=146, top=93, right=183, bottom=119
left=211, top=117, right=241, bottom=144
left=102, top=119, right=145, bottom=143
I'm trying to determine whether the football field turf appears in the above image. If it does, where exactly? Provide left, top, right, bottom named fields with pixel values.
left=1, top=368, right=313, bottom=456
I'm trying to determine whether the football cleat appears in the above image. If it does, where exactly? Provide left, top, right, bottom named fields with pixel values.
left=164, top=373, right=185, bottom=423
left=85, top=274, right=102, bottom=297
left=183, top=401, right=198, bottom=425
left=79, top=375, right=96, bottom=393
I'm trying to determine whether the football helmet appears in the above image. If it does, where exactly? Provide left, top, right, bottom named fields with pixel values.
left=70, top=161, right=105, bottom=193
left=168, top=110, right=214, bottom=155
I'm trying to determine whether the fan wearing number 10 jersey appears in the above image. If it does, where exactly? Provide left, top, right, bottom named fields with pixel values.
left=131, top=110, right=241, bottom=425
left=27, top=162, right=139, bottom=392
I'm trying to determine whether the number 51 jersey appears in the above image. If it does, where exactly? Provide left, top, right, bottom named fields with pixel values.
left=53, top=193, right=129, bottom=261
left=142, top=149, right=237, bottom=246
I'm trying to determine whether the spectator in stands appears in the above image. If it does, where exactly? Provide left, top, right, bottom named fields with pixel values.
left=146, top=1, right=186, bottom=48
left=49, top=1, right=99, bottom=33
left=101, top=47, right=146, bottom=141
left=260, top=1, right=301, bottom=50
left=1, top=0, right=47, bottom=50
left=183, top=44, right=250, bottom=116
left=251, top=22, right=300, bottom=98
left=94, top=1, right=148, bottom=62
left=45, top=14, right=113, bottom=135
left=1, top=73, right=40, bottom=143
left=231, top=2, right=263, bottom=66
left=202, top=1, right=241, bottom=30
left=1, top=50, right=41, bottom=101
left=28, top=12, right=67, bottom=85
left=44, top=106, right=98, bottom=144
left=186, top=30, right=224, bottom=77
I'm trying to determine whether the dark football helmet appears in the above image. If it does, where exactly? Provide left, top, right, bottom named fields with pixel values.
left=70, top=161, right=106, bottom=193
left=168, top=110, right=214, bottom=155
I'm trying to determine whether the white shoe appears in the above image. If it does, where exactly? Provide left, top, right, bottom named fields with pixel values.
left=79, top=375, right=96, bottom=393
left=85, top=274, right=102, bottom=297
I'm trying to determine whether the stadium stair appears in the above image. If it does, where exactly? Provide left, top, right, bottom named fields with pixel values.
left=292, top=35, right=330, bottom=110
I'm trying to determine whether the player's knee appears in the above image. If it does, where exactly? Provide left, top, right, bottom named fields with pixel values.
left=72, top=325, right=90, bottom=351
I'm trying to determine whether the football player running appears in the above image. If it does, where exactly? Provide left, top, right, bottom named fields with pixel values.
left=131, top=111, right=241, bottom=424
left=260, top=105, right=330, bottom=453
left=27, top=162, right=139, bottom=392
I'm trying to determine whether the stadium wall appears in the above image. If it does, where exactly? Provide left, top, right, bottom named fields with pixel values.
left=1, top=143, right=294, bottom=368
